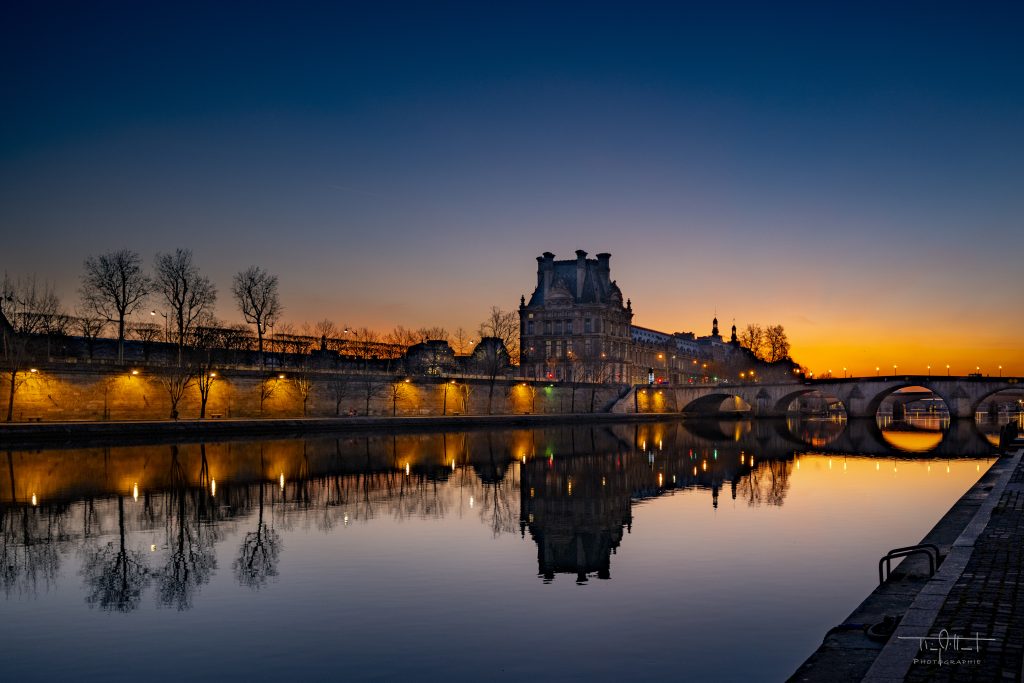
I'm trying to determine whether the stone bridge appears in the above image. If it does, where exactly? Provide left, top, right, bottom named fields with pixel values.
left=611, top=376, right=1021, bottom=420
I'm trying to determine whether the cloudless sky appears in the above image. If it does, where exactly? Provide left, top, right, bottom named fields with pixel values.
left=2, top=1, right=1022, bottom=374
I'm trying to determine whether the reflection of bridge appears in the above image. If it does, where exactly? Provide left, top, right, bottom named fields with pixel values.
left=614, top=376, right=1021, bottom=419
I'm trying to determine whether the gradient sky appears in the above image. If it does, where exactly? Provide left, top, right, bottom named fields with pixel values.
left=2, top=1, right=1022, bottom=375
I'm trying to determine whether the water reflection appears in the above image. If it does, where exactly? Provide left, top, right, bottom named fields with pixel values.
left=1, top=417, right=1000, bottom=608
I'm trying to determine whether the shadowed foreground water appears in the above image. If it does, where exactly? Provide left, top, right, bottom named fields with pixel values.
left=0, top=419, right=1001, bottom=682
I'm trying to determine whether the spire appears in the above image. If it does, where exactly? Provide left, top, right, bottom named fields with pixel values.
left=712, top=316, right=719, bottom=337
left=730, top=320, right=737, bottom=344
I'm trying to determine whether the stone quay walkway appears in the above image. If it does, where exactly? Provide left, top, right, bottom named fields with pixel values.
left=864, top=440, right=1024, bottom=682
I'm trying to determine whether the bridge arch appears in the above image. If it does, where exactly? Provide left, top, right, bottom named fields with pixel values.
left=969, top=385, right=1023, bottom=422
left=863, top=383, right=953, bottom=422
left=681, top=393, right=752, bottom=416
left=771, top=387, right=848, bottom=418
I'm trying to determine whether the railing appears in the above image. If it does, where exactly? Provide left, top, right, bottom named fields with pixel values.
left=878, top=543, right=941, bottom=585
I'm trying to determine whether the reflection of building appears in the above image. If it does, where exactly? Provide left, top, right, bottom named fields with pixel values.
left=518, top=251, right=757, bottom=383
left=520, top=453, right=633, bottom=583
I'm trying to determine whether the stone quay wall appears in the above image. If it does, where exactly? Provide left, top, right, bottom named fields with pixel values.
left=3, top=365, right=626, bottom=422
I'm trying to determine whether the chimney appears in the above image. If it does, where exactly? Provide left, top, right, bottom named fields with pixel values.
left=575, top=249, right=587, bottom=300
left=596, top=252, right=611, bottom=291
left=542, top=252, right=555, bottom=298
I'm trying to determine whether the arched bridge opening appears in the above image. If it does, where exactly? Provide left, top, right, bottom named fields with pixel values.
left=681, top=393, right=752, bottom=417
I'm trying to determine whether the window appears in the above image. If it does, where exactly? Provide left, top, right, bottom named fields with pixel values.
left=555, top=341, right=563, bottom=357
left=526, top=321, right=534, bottom=335
left=545, top=340, right=551, bottom=358
left=544, top=321, right=552, bottom=335
left=584, top=318, right=592, bottom=333
left=555, top=320, right=562, bottom=335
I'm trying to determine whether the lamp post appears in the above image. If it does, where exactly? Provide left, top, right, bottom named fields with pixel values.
left=151, top=310, right=168, bottom=342
left=946, top=364, right=950, bottom=376
left=843, top=367, right=847, bottom=378
left=893, top=364, right=897, bottom=377
left=999, top=365, right=1003, bottom=377
left=876, top=367, right=880, bottom=377
left=927, top=365, right=931, bottom=376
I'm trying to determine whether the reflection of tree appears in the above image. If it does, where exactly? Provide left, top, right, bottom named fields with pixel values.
left=157, top=446, right=216, bottom=610
left=233, top=481, right=280, bottom=590
left=735, top=459, right=791, bottom=507
left=81, top=495, right=150, bottom=611
left=2, top=451, right=62, bottom=596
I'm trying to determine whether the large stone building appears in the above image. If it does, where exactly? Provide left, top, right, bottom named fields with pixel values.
left=519, top=250, right=753, bottom=383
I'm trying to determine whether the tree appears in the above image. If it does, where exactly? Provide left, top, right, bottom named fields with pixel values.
left=80, top=249, right=151, bottom=363
left=75, top=308, right=108, bottom=361
left=476, top=307, right=519, bottom=414
left=387, top=379, right=412, bottom=416
left=2, top=274, right=64, bottom=421
left=154, top=249, right=216, bottom=366
left=130, top=321, right=161, bottom=362
left=451, top=327, right=472, bottom=355
left=739, top=324, right=765, bottom=360
left=291, top=363, right=316, bottom=417
left=157, top=365, right=197, bottom=420
left=326, top=373, right=354, bottom=416
left=231, top=266, right=281, bottom=367
left=764, top=324, right=791, bottom=363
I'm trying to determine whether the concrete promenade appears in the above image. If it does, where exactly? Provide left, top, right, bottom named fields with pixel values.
left=792, top=438, right=1024, bottom=682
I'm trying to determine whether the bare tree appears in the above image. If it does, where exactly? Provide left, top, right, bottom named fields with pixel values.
left=75, top=308, right=108, bottom=361
left=326, top=373, right=354, bottom=416
left=231, top=266, right=281, bottom=367
left=80, top=249, right=151, bottom=363
left=476, top=307, right=519, bottom=414
left=154, top=249, right=216, bottom=366
left=157, top=365, right=197, bottom=420
left=417, top=326, right=449, bottom=342
left=130, top=321, right=161, bottom=362
left=291, top=364, right=316, bottom=417
left=451, top=327, right=472, bottom=355
left=2, top=275, right=64, bottom=421
left=234, top=479, right=280, bottom=590
left=386, top=379, right=412, bottom=416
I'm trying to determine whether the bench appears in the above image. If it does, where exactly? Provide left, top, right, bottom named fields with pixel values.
left=210, top=413, right=223, bottom=419
left=25, top=416, right=43, bottom=422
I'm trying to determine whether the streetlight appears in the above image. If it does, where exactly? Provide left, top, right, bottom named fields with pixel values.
left=927, top=365, right=931, bottom=376
left=892, top=364, right=897, bottom=377
left=999, top=365, right=1003, bottom=377
left=876, top=367, right=880, bottom=377
left=151, top=310, right=169, bottom=341
left=946, top=364, right=950, bottom=376
left=843, top=367, right=847, bottom=378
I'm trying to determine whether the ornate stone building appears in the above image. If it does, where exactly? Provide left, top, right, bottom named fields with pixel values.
left=519, top=250, right=753, bottom=383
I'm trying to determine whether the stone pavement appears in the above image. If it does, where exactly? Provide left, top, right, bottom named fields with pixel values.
left=860, top=442, right=1024, bottom=682
left=902, top=444, right=1024, bottom=682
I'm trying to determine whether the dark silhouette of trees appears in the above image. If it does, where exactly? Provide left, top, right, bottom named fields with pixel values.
left=231, top=266, right=281, bottom=367
left=154, top=249, right=217, bottom=366
left=2, top=274, right=65, bottom=421
left=80, top=249, right=151, bottom=363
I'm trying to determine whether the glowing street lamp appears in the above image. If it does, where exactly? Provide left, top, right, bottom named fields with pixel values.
left=927, top=365, right=931, bottom=376
left=946, top=364, right=950, bottom=376
left=892, top=364, right=897, bottom=377
left=876, top=367, right=880, bottom=377
left=999, top=365, right=1003, bottom=377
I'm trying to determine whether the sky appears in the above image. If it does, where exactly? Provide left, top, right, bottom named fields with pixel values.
left=2, top=1, right=1023, bottom=375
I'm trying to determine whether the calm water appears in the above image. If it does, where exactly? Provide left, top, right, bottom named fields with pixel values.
left=0, top=419, right=1000, bottom=682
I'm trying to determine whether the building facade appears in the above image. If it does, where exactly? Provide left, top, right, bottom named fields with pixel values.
left=519, top=250, right=753, bottom=383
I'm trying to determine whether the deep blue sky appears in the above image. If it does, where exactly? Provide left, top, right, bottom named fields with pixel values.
left=3, top=1, right=1022, bottom=372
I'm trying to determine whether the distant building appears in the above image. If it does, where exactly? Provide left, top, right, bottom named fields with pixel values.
left=519, top=250, right=757, bottom=383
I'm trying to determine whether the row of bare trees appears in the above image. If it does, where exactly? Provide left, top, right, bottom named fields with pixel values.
left=77, top=248, right=281, bottom=366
